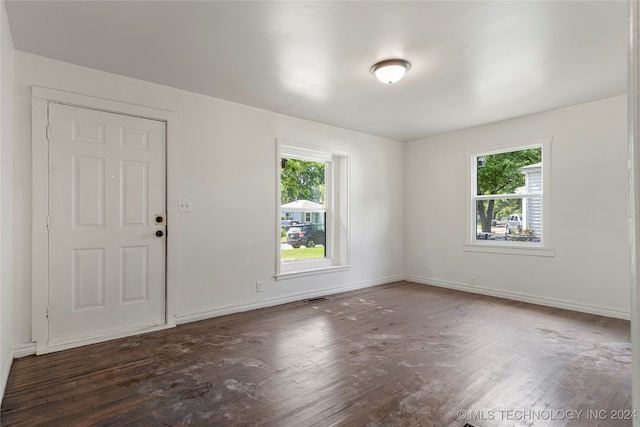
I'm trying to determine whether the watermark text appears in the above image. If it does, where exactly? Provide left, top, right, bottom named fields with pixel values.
left=456, top=409, right=637, bottom=422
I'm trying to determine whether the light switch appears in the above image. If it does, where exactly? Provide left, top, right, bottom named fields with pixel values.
left=178, top=200, right=192, bottom=213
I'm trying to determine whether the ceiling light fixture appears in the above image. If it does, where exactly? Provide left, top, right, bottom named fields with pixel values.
left=370, top=59, right=411, bottom=84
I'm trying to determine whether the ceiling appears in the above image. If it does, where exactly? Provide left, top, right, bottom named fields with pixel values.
left=5, top=1, right=628, bottom=142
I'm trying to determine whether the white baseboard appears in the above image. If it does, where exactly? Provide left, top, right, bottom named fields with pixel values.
left=1, top=346, right=13, bottom=401
left=405, top=275, right=630, bottom=320
left=13, top=342, right=37, bottom=358
left=175, top=275, right=405, bottom=325
left=39, top=323, right=175, bottom=355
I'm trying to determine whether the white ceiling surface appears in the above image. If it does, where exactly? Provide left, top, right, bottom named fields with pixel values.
left=5, top=1, right=627, bottom=142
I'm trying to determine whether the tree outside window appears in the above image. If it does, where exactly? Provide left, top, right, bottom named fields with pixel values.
left=280, top=159, right=325, bottom=206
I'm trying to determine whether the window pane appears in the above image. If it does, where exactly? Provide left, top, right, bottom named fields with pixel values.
left=280, top=158, right=325, bottom=206
left=282, top=215, right=326, bottom=261
left=475, top=198, right=541, bottom=243
left=476, top=147, right=542, bottom=196
left=280, top=158, right=327, bottom=261
left=522, top=197, right=542, bottom=241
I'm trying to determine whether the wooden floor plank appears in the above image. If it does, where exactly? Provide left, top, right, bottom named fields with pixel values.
left=1, top=281, right=632, bottom=426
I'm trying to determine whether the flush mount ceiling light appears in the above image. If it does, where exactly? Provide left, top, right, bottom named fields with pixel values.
left=370, top=59, right=411, bottom=84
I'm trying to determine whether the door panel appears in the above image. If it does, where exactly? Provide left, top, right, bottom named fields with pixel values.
left=48, top=103, right=166, bottom=347
left=73, top=155, right=105, bottom=227
left=72, top=248, right=104, bottom=310
left=121, top=160, right=148, bottom=227
left=121, top=245, right=149, bottom=303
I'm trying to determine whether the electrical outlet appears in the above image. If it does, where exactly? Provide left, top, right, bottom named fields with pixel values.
left=256, top=281, right=264, bottom=292
left=178, top=200, right=192, bottom=213
left=470, top=276, right=476, bottom=286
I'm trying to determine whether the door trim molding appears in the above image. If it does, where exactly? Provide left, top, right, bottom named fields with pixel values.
left=31, top=87, right=178, bottom=354
left=628, top=1, right=640, bottom=421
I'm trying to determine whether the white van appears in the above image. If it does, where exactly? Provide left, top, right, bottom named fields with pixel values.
left=504, top=214, right=523, bottom=233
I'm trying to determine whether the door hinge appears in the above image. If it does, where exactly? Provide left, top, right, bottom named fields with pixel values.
left=46, top=307, right=50, bottom=320
left=46, top=125, right=50, bottom=141
left=46, top=216, right=50, bottom=230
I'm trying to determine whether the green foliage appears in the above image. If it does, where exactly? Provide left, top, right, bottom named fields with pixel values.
left=281, top=159, right=325, bottom=204
left=492, top=199, right=522, bottom=222
left=477, top=148, right=541, bottom=196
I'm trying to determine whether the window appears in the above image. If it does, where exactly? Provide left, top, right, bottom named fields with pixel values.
left=277, top=142, right=350, bottom=277
left=467, top=137, right=552, bottom=255
left=281, top=158, right=326, bottom=261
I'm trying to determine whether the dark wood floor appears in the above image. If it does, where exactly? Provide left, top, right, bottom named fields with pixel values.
left=1, top=281, right=632, bottom=426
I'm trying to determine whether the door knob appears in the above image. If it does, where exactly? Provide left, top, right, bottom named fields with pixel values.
left=156, top=230, right=164, bottom=237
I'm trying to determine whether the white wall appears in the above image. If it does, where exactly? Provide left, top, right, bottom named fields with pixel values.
left=0, top=0, right=14, bottom=398
left=9, top=49, right=627, bottom=360
left=405, top=95, right=630, bottom=318
left=12, top=52, right=405, bottom=348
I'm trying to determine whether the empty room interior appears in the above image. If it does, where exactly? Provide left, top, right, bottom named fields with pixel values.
left=0, top=1, right=637, bottom=426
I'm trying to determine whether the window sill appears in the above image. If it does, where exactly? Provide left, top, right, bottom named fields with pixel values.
left=275, top=265, right=351, bottom=280
left=464, top=243, right=555, bottom=257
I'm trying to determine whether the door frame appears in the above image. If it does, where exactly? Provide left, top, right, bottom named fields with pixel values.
left=630, top=1, right=640, bottom=422
left=31, top=87, right=178, bottom=354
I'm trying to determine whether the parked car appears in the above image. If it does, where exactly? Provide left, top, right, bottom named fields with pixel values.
left=503, top=214, right=523, bottom=233
left=286, top=224, right=325, bottom=248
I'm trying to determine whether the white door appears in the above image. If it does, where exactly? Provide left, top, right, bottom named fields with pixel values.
left=47, top=103, right=166, bottom=348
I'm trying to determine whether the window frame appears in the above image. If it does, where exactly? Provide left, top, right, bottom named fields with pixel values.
left=465, top=136, right=554, bottom=256
left=276, top=140, right=350, bottom=278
